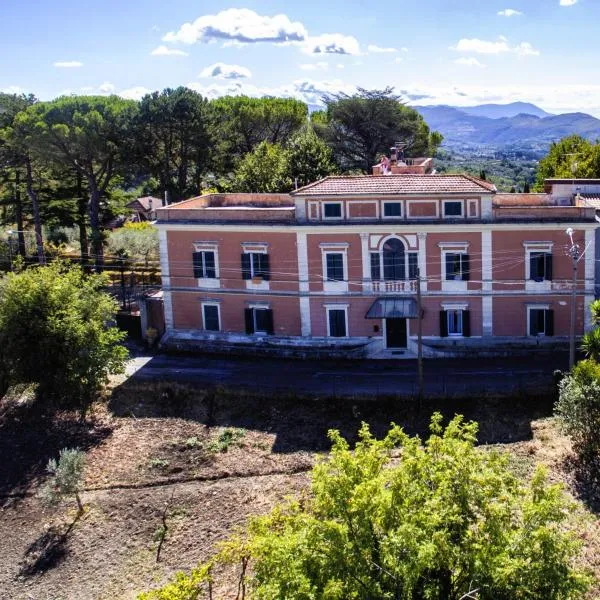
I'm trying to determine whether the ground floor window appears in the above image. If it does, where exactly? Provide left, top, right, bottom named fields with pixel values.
left=528, top=307, right=554, bottom=336
left=440, top=309, right=470, bottom=337
left=245, top=307, right=274, bottom=335
left=202, top=303, right=220, bottom=331
left=327, top=307, right=347, bottom=337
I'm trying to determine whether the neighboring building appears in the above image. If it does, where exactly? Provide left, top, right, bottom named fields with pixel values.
left=155, top=167, right=597, bottom=358
left=126, top=196, right=162, bottom=222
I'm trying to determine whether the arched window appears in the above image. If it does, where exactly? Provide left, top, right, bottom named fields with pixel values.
left=383, top=238, right=405, bottom=281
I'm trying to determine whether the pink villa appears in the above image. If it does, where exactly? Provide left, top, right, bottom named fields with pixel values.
left=154, top=160, right=598, bottom=358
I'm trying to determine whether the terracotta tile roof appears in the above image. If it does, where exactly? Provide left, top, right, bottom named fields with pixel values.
left=580, top=194, right=600, bottom=209
left=292, top=174, right=496, bottom=196
left=127, top=196, right=162, bottom=211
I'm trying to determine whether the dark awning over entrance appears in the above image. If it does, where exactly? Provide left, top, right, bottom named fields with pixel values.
left=366, top=297, right=418, bottom=319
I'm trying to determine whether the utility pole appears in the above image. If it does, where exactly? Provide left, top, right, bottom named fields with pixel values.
left=416, top=267, right=424, bottom=407
left=566, top=228, right=580, bottom=371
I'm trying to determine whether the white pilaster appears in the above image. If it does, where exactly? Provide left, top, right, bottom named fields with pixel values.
left=158, top=229, right=174, bottom=331
left=296, top=232, right=311, bottom=336
left=482, top=229, right=493, bottom=336
left=360, top=232, right=372, bottom=293
left=417, top=232, right=428, bottom=292
left=585, top=229, right=595, bottom=295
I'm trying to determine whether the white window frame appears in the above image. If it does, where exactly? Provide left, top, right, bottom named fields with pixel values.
left=322, top=201, right=344, bottom=220
left=442, top=303, right=468, bottom=338
left=247, top=302, right=271, bottom=336
left=523, top=242, right=553, bottom=292
left=201, top=302, right=221, bottom=332
left=320, top=243, right=349, bottom=293
left=194, top=242, right=220, bottom=289
left=325, top=304, right=349, bottom=338
left=439, top=242, right=469, bottom=292
left=382, top=200, right=403, bottom=219
left=443, top=200, right=464, bottom=218
left=242, top=243, right=270, bottom=291
left=527, top=304, right=550, bottom=337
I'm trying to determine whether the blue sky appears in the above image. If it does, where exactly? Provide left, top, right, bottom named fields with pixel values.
left=1, top=0, right=599, bottom=115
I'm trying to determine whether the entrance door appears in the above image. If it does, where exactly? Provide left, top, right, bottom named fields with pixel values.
left=385, top=318, right=407, bottom=348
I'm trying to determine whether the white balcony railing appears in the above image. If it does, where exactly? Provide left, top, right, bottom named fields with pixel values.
left=372, top=280, right=417, bottom=294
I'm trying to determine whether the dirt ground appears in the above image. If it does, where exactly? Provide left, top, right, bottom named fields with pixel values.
left=0, top=377, right=599, bottom=599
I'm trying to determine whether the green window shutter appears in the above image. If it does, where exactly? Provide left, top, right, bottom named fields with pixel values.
left=440, top=311, right=448, bottom=337
left=244, top=308, right=254, bottom=334
left=260, top=253, right=271, bottom=281
left=545, top=254, right=553, bottom=281
left=463, top=310, right=471, bottom=337
left=265, top=309, right=274, bottom=335
left=241, top=253, right=251, bottom=280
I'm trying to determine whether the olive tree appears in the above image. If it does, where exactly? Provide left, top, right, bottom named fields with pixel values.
left=40, top=448, right=86, bottom=513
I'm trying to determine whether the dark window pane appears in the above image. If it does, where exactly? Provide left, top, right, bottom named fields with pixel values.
left=530, top=309, right=546, bottom=335
left=446, top=253, right=463, bottom=280
left=255, top=309, right=270, bottom=333
left=324, top=203, right=342, bottom=218
left=444, top=202, right=462, bottom=216
left=203, top=305, right=220, bottom=331
left=383, top=238, right=405, bottom=280
left=370, top=253, right=381, bottom=280
left=328, top=309, right=347, bottom=337
left=204, top=252, right=216, bottom=278
left=383, top=202, right=402, bottom=217
left=530, top=252, right=548, bottom=281
left=408, top=253, right=418, bottom=279
left=326, top=253, right=344, bottom=281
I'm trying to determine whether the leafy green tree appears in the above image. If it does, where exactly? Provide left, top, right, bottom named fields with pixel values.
left=40, top=448, right=86, bottom=513
left=136, top=87, right=212, bottom=203
left=140, top=415, right=590, bottom=600
left=535, top=135, right=600, bottom=189
left=0, top=261, right=127, bottom=412
left=233, top=141, right=292, bottom=193
left=286, top=127, right=337, bottom=188
left=211, top=96, right=307, bottom=169
left=16, top=96, right=139, bottom=267
left=107, top=222, right=159, bottom=267
left=317, top=87, right=443, bottom=172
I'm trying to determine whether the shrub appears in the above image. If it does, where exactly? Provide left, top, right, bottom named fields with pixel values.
left=140, top=415, right=590, bottom=599
left=39, top=448, right=86, bottom=513
left=555, top=360, right=600, bottom=458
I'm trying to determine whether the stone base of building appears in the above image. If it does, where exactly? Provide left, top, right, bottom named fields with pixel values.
left=160, top=329, right=574, bottom=360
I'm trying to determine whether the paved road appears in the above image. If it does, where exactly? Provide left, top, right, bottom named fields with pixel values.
left=124, top=352, right=568, bottom=398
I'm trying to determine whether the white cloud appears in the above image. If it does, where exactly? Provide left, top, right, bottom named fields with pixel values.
left=303, top=33, right=361, bottom=55
left=452, top=37, right=540, bottom=56
left=394, top=57, right=404, bottom=64
left=454, top=57, right=485, bottom=67
left=151, top=45, right=189, bottom=56
left=560, top=0, right=577, bottom=5
left=99, top=81, right=116, bottom=94
left=497, top=8, right=523, bottom=16
left=299, top=62, right=328, bottom=71
left=367, top=44, right=397, bottom=53
left=54, top=61, right=83, bottom=68
left=163, top=8, right=307, bottom=45
left=199, top=62, right=252, bottom=79
left=1, top=85, right=24, bottom=95
left=118, top=86, right=151, bottom=101
left=401, top=47, right=409, bottom=52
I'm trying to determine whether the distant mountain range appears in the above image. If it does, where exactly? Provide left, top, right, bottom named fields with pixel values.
left=413, top=102, right=600, bottom=151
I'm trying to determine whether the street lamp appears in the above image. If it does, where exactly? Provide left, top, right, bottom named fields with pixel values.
left=566, top=228, right=580, bottom=371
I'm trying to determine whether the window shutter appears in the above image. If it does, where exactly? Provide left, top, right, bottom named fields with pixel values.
left=193, top=252, right=203, bottom=278
left=204, top=252, right=216, bottom=278
left=529, top=310, right=537, bottom=336
left=408, top=253, right=418, bottom=280
left=244, top=308, right=254, bottom=334
left=265, top=309, right=274, bottom=335
left=463, top=310, right=471, bottom=337
left=370, top=253, right=380, bottom=281
left=440, top=311, right=448, bottom=337
left=545, top=309, right=554, bottom=337
left=261, top=253, right=271, bottom=281
left=241, top=253, right=251, bottom=280
left=445, top=254, right=455, bottom=280
left=529, top=254, right=537, bottom=281
left=545, top=254, right=553, bottom=281
left=461, top=254, right=470, bottom=281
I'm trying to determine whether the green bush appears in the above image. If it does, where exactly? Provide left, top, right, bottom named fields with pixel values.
left=139, top=414, right=590, bottom=599
left=555, top=360, right=600, bottom=458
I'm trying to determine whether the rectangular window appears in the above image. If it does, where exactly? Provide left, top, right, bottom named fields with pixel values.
left=408, top=252, right=418, bottom=280
left=370, top=252, right=381, bottom=281
left=328, top=309, right=347, bottom=337
left=440, top=309, right=470, bottom=337
left=326, top=253, right=345, bottom=281
left=447, top=310, right=463, bottom=336
left=193, top=251, right=216, bottom=279
left=323, top=202, right=342, bottom=219
left=445, top=253, right=470, bottom=281
left=202, top=304, right=220, bottom=331
left=241, top=252, right=270, bottom=280
left=443, top=201, right=463, bottom=217
left=529, top=252, right=553, bottom=282
left=244, top=308, right=274, bottom=335
left=383, top=202, right=402, bottom=217
left=529, top=308, right=554, bottom=336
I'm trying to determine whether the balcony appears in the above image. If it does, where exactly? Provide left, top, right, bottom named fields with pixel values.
left=372, top=279, right=417, bottom=294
